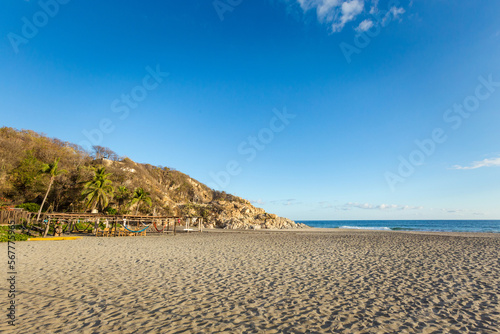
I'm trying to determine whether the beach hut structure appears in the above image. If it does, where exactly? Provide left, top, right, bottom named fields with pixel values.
left=1, top=209, right=204, bottom=238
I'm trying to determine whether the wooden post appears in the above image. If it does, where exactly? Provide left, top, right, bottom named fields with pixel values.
left=94, top=218, right=99, bottom=236
left=173, top=218, right=177, bottom=235
left=67, top=219, right=74, bottom=234
left=109, top=219, right=114, bottom=237
left=24, top=214, right=32, bottom=235
left=42, top=216, right=51, bottom=238
left=199, top=217, right=202, bottom=232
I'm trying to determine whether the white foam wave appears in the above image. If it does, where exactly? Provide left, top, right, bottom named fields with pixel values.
left=339, top=226, right=391, bottom=230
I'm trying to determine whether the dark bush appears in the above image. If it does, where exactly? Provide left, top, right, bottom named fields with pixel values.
left=104, top=207, right=118, bottom=215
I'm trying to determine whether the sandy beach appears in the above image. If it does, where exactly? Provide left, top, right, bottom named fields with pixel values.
left=2, top=229, right=499, bottom=333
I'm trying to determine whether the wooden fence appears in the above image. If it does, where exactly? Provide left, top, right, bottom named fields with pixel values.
left=0, top=209, right=34, bottom=225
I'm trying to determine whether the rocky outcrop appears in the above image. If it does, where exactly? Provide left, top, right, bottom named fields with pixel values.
left=184, top=200, right=309, bottom=230
left=217, top=216, right=308, bottom=230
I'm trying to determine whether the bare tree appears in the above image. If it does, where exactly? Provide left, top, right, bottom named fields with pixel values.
left=92, top=145, right=119, bottom=161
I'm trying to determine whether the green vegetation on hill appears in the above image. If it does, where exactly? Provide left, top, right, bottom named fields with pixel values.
left=0, top=127, right=257, bottom=218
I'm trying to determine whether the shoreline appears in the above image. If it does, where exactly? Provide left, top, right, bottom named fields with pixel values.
left=197, top=227, right=500, bottom=238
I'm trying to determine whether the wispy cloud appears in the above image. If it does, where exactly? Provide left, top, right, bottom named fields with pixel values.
left=293, top=0, right=406, bottom=33
left=356, top=19, right=373, bottom=32
left=389, top=6, right=405, bottom=19
left=443, top=209, right=464, bottom=214
left=369, top=0, right=378, bottom=14
left=339, top=202, right=423, bottom=210
left=318, top=201, right=336, bottom=209
left=251, top=198, right=301, bottom=206
left=335, top=0, right=365, bottom=32
left=381, top=6, right=405, bottom=25
left=250, top=199, right=265, bottom=205
left=270, top=198, right=299, bottom=206
left=451, top=156, right=500, bottom=170
left=429, top=207, right=485, bottom=216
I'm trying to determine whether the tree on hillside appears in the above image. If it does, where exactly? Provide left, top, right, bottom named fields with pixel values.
left=129, top=188, right=152, bottom=215
left=9, top=151, right=46, bottom=199
left=115, top=186, right=131, bottom=213
left=92, top=145, right=119, bottom=161
left=37, top=158, right=67, bottom=221
left=81, top=167, right=114, bottom=212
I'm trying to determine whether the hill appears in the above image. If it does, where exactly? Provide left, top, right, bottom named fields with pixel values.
left=0, top=127, right=306, bottom=229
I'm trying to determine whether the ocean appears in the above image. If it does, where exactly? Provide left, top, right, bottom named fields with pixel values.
left=295, top=220, right=500, bottom=233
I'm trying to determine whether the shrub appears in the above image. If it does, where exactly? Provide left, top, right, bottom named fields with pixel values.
left=104, top=207, right=118, bottom=215
left=0, top=226, right=30, bottom=242
left=16, top=202, right=41, bottom=213
left=0, top=197, right=12, bottom=211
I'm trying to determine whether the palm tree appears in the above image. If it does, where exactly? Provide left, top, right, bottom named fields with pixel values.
left=81, top=167, right=114, bottom=212
left=129, top=188, right=152, bottom=215
left=37, top=158, right=67, bottom=221
left=115, top=186, right=131, bottom=213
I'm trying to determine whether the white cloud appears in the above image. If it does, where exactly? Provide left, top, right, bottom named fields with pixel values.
left=250, top=199, right=265, bottom=205
left=293, top=0, right=407, bottom=33
left=389, top=6, right=405, bottom=18
left=317, top=0, right=341, bottom=20
left=429, top=207, right=485, bottom=216
left=451, top=156, right=500, bottom=170
left=389, top=6, right=405, bottom=19
left=341, top=202, right=423, bottom=210
left=252, top=198, right=300, bottom=206
left=356, top=19, right=374, bottom=32
left=332, top=0, right=364, bottom=32
left=381, top=6, right=405, bottom=25
left=295, top=0, right=363, bottom=32
left=369, top=0, right=378, bottom=14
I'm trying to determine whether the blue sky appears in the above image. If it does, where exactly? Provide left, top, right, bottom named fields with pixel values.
left=1, top=0, right=499, bottom=220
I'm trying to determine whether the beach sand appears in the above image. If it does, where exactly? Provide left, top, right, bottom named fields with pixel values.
left=1, top=229, right=499, bottom=333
